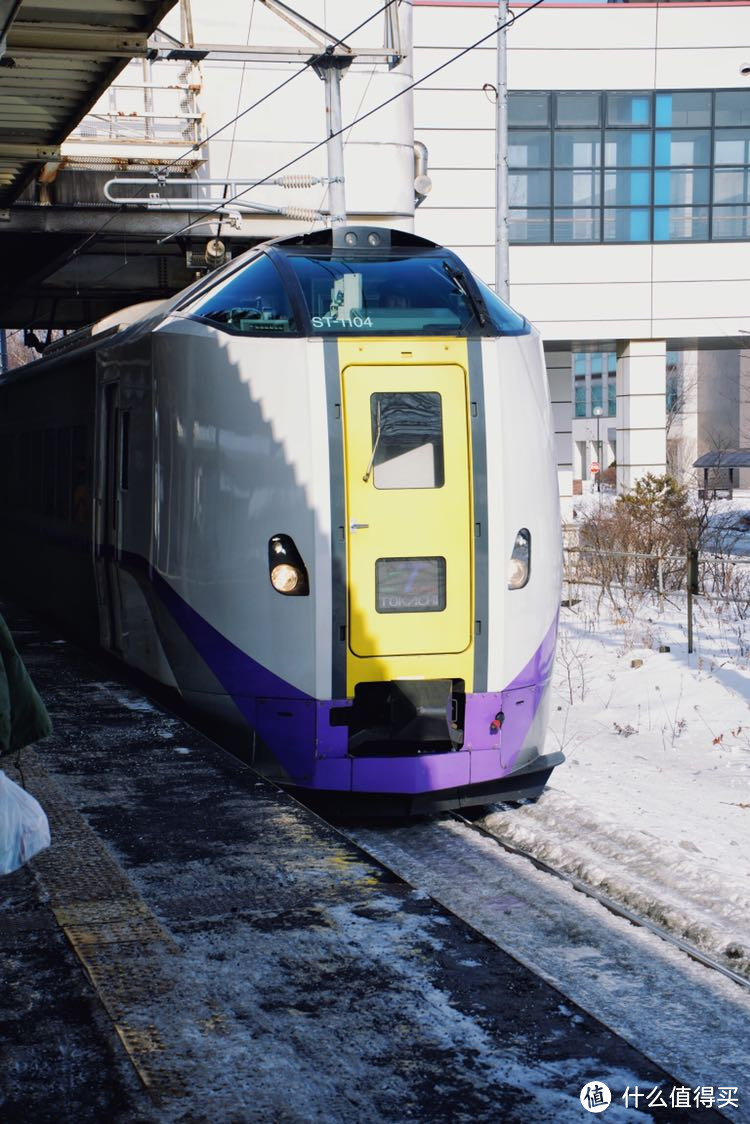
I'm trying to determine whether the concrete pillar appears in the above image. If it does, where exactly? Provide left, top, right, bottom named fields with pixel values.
left=740, top=349, right=750, bottom=491
left=666, top=348, right=698, bottom=485
left=616, top=339, right=666, bottom=493
left=545, top=348, right=573, bottom=519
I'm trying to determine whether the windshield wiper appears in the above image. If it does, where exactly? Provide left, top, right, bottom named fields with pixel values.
left=442, top=262, right=487, bottom=327
left=363, top=399, right=382, bottom=483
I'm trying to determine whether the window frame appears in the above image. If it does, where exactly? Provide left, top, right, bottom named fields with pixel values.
left=508, top=87, right=750, bottom=245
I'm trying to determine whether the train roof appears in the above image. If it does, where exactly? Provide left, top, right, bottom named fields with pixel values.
left=1, top=228, right=532, bottom=380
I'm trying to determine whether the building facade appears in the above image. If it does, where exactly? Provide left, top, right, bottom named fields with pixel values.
left=5, top=0, right=749, bottom=507
left=411, top=0, right=750, bottom=503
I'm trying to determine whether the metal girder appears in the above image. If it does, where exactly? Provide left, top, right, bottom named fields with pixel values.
left=0, top=0, right=23, bottom=55
left=0, top=142, right=60, bottom=159
left=0, top=0, right=178, bottom=206
left=259, top=0, right=350, bottom=51
left=160, top=43, right=398, bottom=65
left=7, top=22, right=151, bottom=57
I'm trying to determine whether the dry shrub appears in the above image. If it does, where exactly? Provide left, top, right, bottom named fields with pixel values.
left=577, top=474, right=700, bottom=596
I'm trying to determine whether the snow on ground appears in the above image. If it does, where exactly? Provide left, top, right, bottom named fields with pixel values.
left=482, top=562, right=750, bottom=980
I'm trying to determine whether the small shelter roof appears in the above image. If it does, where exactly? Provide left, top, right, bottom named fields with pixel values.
left=693, top=451, right=750, bottom=469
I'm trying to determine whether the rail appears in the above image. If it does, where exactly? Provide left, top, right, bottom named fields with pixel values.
left=454, top=814, right=750, bottom=993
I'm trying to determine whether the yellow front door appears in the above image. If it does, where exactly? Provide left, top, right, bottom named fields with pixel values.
left=341, top=352, right=473, bottom=664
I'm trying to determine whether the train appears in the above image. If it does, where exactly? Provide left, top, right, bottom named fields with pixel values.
left=0, top=226, right=563, bottom=813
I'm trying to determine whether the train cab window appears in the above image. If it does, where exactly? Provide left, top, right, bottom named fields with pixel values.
left=473, top=278, right=529, bottom=335
left=286, top=253, right=481, bottom=335
left=369, top=392, right=444, bottom=489
left=188, top=254, right=296, bottom=335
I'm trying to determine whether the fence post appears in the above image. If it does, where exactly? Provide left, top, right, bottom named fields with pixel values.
left=687, top=548, right=699, bottom=655
left=657, top=554, right=664, bottom=607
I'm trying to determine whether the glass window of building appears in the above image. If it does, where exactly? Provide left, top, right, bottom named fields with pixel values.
left=509, top=170, right=550, bottom=207
left=554, top=209, right=599, bottom=242
left=608, top=381, right=617, bottom=417
left=555, top=170, right=600, bottom=207
left=508, top=88, right=750, bottom=244
left=655, top=92, right=711, bottom=128
left=508, top=131, right=550, bottom=167
left=715, top=91, right=750, bottom=127
left=508, top=93, right=549, bottom=127
left=654, top=207, right=709, bottom=241
left=604, top=170, right=651, bottom=206
left=557, top=94, right=601, bottom=127
left=607, top=93, right=651, bottom=127
left=654, top=168, right=709, bottom=206
left=655, top=130, right=711, bottom=167
left=715, top=129, right=750, bottom=165
left=508, top=209, right=550, bottom=243
left=555, top=131, right=601, bottom=167
left=572, top=351, right=617, bottom=419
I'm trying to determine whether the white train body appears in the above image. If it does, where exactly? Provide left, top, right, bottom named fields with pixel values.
left=0, top=228, right=562, bottom=811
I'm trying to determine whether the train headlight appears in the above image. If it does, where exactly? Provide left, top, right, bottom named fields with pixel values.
left=271, top=563, right=302, bottom=593
left=507, top=529, right=531, bottom=590
left=268, top=535, right=309, bottom=596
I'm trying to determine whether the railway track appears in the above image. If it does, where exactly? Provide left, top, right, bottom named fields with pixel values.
left=451, top=810, right=750, bottom=993
left=345, top=809, right=750, bottom=1106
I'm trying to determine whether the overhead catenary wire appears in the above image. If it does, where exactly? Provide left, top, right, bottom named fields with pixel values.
left=6, top=0, right=549, bottom=344
left=159, top=0, right=547, bottom=245
left=60, top=0, right=401, bottom=266
left=217, top=0, right=257, bottom=243
left=1, top=1, right=402, bottom=347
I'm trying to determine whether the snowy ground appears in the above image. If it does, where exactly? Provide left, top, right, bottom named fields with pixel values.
left=347, top=542, right=750, bottom=1119
left=482, top=553, right=750, bottom=983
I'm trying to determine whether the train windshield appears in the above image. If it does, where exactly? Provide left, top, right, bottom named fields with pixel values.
left=185, top=245, right=529, bottom=337
left=283, top=252, right=528, bottom=336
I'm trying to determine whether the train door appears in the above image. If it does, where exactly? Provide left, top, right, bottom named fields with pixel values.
left=341, top=362, right=473, bottom=662
left=96, top=381, right=126, bottom=653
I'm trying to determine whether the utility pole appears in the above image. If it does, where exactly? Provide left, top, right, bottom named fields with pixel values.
left=495, top=0, right=509, bottom=302
left=257, top=0, right=400, bottom=231
left=311, top=55, right=352, bottom=229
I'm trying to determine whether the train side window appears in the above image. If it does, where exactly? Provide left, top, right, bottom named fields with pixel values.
left=43, top=429, right=58, bottom=517
left=71, top=425, right=89, bottom=525
left=369, top=392, right=444, bottom=489
left=188, top=254, right=296, bottom=335
left=120, top=411, right=130, bottom=491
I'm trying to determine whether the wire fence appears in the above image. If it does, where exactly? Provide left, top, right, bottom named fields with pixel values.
left=563, top=544, right=750, bottom=628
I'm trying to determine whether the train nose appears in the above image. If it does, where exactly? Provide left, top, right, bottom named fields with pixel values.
left=344, top=679, right=464, bottom=754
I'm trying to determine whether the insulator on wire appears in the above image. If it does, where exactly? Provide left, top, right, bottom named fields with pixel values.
left=278, top=174, right=318, bottom=189
left=205, top=238, right=226, bottom=269
left=282, top=207, right=320, bottom=222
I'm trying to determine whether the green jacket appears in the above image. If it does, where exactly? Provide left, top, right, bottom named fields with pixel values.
left=0, top=613, right=52, bottom=756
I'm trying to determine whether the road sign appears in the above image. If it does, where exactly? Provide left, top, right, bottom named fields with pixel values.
left=590, top=461, right=600, bottom=474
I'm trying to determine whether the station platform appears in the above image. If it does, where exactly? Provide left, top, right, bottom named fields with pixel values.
left=0, top=603, right=725, bottom=1123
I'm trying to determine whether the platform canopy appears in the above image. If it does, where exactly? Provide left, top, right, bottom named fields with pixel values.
left=693, top=451, right=750, bottom=469
left=0, top=0, right=176, bottom=207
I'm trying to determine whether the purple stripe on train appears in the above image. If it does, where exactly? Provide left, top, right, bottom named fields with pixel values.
left=149, top=562, right=558, bottom=793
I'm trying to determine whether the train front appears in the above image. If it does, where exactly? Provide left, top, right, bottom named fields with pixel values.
left=172, top=227, right=563, bottom=812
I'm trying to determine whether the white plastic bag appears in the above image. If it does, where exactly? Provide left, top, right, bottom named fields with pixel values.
left=0, top=769, right=51, bottom=875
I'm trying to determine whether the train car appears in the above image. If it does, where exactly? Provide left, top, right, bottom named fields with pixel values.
left=0, top=227, right=563, bottom=812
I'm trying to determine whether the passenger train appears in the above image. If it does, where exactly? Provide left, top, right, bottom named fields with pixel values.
left=0, top=227, right=563, bottom=812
